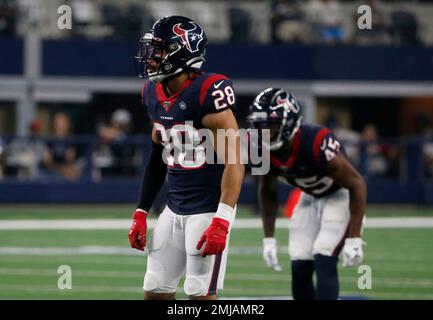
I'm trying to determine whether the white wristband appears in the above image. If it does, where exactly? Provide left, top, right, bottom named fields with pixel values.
left=214, top=203, right=235, bottom=223
left=263, top=237, right=277, bottom=246
left=135, top=209, right=147, bottom=215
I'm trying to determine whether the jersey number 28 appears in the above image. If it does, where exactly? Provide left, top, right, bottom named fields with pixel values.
left=212, top=86, right=235, bottom=110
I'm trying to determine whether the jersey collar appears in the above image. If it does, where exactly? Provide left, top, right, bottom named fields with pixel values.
left=270, top=129, right=302, bottom=169
left=155, top=73, right=199, bottom=112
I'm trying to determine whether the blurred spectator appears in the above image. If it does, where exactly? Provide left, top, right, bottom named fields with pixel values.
left=413, top=114, right=433, bottom=178
left=16, top=0, right=51, bottom=35
left=414, top=113, right=433, bottom=139
left=361, top=124, right=387, bottom=177
left=270, top=0, right=305, bottom=43
left=126, top=4, right=150, bottom=39
left=361, top=124, right=399, bottom=179
left=70, top=0, right=97, bottom=37
left=3, top=119, right=48, bottom=179
left=0, top=0, right=16, bottom=36
left=423, top=144, right=433, bottom=178
left=389, top=9, right=421, bottom=46
left=353, top=0, right=389, bottom=45
left=326, top=117, right=360, bottom=166
left=43, top=112, right=83, bottom=181
left=94, top=109, right=136, bottom=178
left=228, top=5, right=252, bottom=43
left=100, top=3, right=123, bottom=38
left=305, top=0, right=347, bottom=44
left=0, top=136, right=4, bottom=179
left=100, top=3, right=150, bottom=39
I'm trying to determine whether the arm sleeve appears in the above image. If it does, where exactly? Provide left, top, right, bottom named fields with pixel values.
left=313, top=129, right=342, bottom=167
left=141, top=81, right=149, bottom=106
left=141, top=81, right=154, bottom=121
left=201, top=78, right=237, bottom=117
left=136, top=142, right=167, bottom=212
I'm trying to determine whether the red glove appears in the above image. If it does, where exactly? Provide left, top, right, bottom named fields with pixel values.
left=128, top=209, right=147, bottom=251
left=196, top=217, right=230, bottom=257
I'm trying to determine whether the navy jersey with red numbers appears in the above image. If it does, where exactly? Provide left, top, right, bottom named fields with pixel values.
left=270, top=124, right=344, bottom=198
left=141, top=72, right=236, bottom=215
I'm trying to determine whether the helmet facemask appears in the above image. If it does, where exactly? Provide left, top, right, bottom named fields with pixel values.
left=135, top=34, right=176, bottom=83
left=249, top=116, right=302, bottom=152
left=248, top=89, right=303, bottom=151
left=275, top=114, right=302, bottom=150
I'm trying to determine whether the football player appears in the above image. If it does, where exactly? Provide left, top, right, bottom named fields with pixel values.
left=128, top=16, right=244, bottom=300
left=248, top=88, right=366, bottom=300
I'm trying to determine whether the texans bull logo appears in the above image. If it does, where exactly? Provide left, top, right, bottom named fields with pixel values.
left=276, top=97, right=300, bottom=114
left=172, top=22, right=204, bottom=53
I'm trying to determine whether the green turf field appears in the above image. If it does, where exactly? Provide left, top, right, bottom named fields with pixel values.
left=0, top=204, right=432, bottom=219
left=0, top=205, right=432, bottom=300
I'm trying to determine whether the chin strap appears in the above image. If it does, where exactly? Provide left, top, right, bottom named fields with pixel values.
left=269, top=116, right=302, bottom=151
left=150, top=55, right=205, bottom=83
left=269, top=140, right=284, bottom=151
left=288, top=116, right=302, bottom=140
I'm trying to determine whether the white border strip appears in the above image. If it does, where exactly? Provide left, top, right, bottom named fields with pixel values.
left=2, top=76, right=433, bottom=100
left=0, top=217, right=432, bottom=230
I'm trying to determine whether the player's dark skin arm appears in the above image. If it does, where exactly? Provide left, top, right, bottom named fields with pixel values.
left=258, top=173, right=279, bottom=238
left=202, top=109, right=245, bottom=209
left=325, top=153, right=367, bottom=238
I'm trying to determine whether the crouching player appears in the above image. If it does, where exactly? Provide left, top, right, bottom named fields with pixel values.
left=248, top=88, right=366, bottom=300
left=128, top=16, right=245, bottom=300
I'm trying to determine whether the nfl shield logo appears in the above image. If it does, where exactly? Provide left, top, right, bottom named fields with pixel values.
left=179, top=101, right=187, bottom=110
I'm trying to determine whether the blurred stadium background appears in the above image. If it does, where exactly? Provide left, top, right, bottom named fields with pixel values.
left=0, top=0, right=433, bottom=300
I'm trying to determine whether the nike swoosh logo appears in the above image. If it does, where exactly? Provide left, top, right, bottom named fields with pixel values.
left=214, top=80, right=224, bottom=89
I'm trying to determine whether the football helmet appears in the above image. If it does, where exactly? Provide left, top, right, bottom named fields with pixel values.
left=135, top=16, right=207, bottom=83
left=247, top=88, right=302, bottom=151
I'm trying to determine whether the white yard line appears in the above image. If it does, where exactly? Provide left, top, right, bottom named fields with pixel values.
left=0, top=245, right=281, bottom=256
left=0, top=268, right=432, bottom=288
left=1, top=217, right=433, bottom=230
left=0, top=284, right=142, bottom=293
left=0, top=246, right=143, bottom=256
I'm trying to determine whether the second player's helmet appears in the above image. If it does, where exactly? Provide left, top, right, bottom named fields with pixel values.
left=247, top=88, right=303, bottom=151
left=135, top=16, right=207, bottom=83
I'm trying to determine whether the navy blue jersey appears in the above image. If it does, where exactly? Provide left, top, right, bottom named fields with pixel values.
left=270, top=124, right=343, bottom=197
left=141, top=72, right=236, bottom=215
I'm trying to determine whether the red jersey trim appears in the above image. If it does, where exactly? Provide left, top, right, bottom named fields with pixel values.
left=199, top=74, right=229, bottom=107
left=313, top=128, right=330, bottom=164
left=155, top=74, right=199, bottom=112
left=207, top=253, right=222, bottom=295
left=270, top=129, right=302, bottom=169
